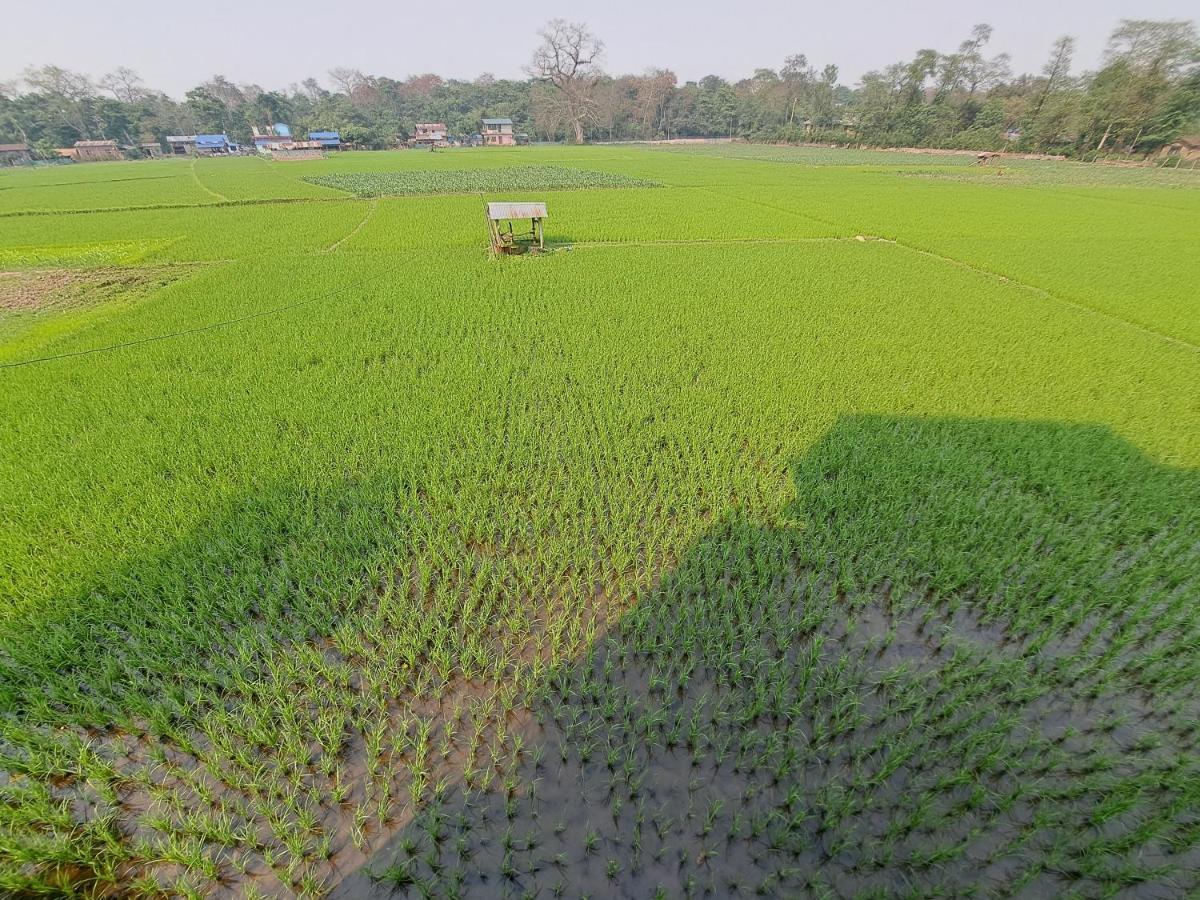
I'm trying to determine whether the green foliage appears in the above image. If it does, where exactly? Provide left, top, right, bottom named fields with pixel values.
left=2, top=19, right=1197, bottom=155
left=0, top=145, right=1198, bottom=897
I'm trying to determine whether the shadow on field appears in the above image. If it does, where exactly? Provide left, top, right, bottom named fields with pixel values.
left=339, top=415, right=1200, bottom=899
left=0, top=474, right=409, bottom=725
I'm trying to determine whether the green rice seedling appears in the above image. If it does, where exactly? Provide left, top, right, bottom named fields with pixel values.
left=1, top=146, right=1199, bottom=899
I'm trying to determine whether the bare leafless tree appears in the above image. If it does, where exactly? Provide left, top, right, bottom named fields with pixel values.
left=23, top=65, right=93, bottom=100
left=98, top=67, right=146, bottom=104
left=199, top=75, right=245, bottom=109
left=1104, top=19, right=1199, bottom=78
left=632, top=69, right=677, bottom=137
left=530, top=82, right=569, bottom=141
left=527, top=19, right=604, bottom=143
left=239, top=83, right=266, bottom=104
left=22, top=65, right=94, bottom=136
left=327, top=67, right=366, bottom=96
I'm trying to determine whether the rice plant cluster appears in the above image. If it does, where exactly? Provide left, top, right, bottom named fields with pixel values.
left=303, top=166, right=659, bottom=197
left=0, top=146, right=1197, bottom=899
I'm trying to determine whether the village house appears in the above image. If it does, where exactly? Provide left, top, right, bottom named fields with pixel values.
left=166, top=135, right=196, bottom=155
left=308, top=131, right=342, bottom=150
left=1158, top=134, right=1200, bottom=165
left=411, top=123, right=448, bottom=148
left=195, top=134, right=238, bottom=155
left=0, top=143, right=32, bottom=166
left=272, top=142, right=325, bottom=160
left=73, top=140, right=123, bottom=162
left=252, top=124, right=293, bottom=152
left=481, top=118, right=515, bottom=146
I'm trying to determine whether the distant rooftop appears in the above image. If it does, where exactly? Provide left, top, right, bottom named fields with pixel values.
left=482, top=118, right=513, bottom=126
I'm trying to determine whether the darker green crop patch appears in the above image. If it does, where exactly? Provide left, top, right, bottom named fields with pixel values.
left=304, top=166, right=660, bottom=197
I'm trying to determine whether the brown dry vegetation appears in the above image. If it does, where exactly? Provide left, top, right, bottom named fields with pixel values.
left=0, top=266, right=189, bottom=314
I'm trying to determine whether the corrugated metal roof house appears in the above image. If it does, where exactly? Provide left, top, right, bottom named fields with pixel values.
left=166, top=135, right=196, bottom=155
left=0, top=143, right=32, bottom=166
left=73, top=140, right=122, bottom=162
left=196, top=134, right=237, bottom=154
left=482, top=118, right=515, bottom=146
left=252, top=125, right=295, bottom=151
left=308, top=131, right=341, bottom=148
left=411, top=124, right=447, bottom=147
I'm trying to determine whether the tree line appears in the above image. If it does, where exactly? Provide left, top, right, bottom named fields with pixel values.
left=2, top=18, right=1197, bottom=158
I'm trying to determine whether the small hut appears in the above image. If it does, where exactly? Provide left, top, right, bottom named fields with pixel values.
left=486, top=202, right=547, bottom=254
left=166, top=135, right=197, bottom=155
left=73, top=140, right=122, bottom=162
left=0, top=143, right=32, bottom=166
left=1158, top=134, right=1200, bottom=165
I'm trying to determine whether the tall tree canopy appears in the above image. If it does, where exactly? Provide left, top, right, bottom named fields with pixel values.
left=3, top=19, right=1197, bottom=157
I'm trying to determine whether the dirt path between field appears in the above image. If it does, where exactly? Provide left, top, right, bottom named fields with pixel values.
left=322, top=200, right=379, bottom=254
left=190, top=158, right=230, bottom=202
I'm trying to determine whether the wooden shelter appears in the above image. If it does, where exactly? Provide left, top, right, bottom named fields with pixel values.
left=73, top=140, right=122, bottom=162
left=166, top=135, right=197, bottom=155
left=0, top=143, right=32, bottom=166
left=1158, top=134, right=1200, bottom=166
left=485, top=201, right=547, bottom=254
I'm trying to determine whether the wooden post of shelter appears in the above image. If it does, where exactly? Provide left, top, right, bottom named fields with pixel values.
left=484, top=201, right=548, bottom=255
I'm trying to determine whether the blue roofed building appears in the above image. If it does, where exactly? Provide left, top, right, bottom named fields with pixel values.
left=308, top=131, right=342, bottom=149
left=195, top=134, right=237, bottom=155
left=252, top=124, right=296, bottom=152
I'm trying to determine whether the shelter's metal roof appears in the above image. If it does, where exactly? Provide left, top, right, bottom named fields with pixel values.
left=196, top=134, right=231, bottom=146
left=487, top=202, right=547, bottom=220
left=74, top=140, right=118, bottom=147
left=482, top=118, right=513, bottom=126
left=165, top=135, right=196, bottom=142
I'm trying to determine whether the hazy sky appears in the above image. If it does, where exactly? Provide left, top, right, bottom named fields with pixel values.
left=7, top=0, right=1197, bottom=97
